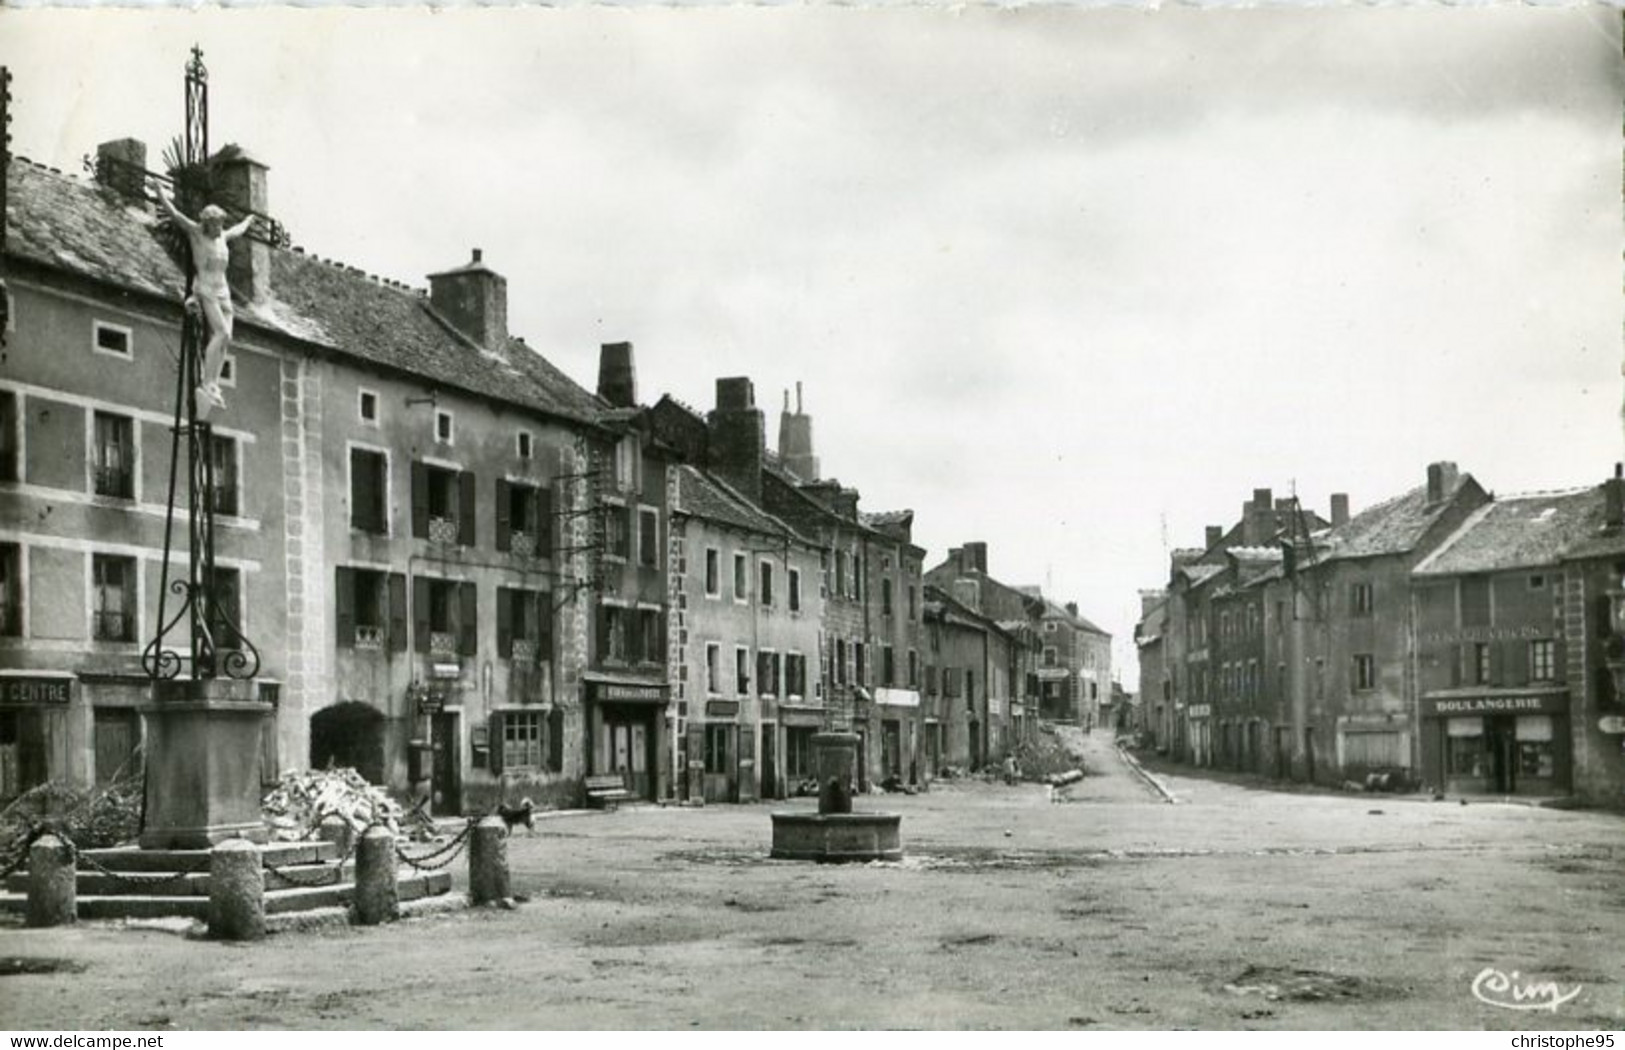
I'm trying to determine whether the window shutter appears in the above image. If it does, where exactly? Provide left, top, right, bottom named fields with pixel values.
left=413, top=576, right=431, bottom=651
left=495, top=479, right=511, bottom=553
left=411, top=461, right=429, bottom=538
left=537, top=486, right=554, bottom=559
left=334, top=567, right=356, bottom=647
left=459, top=581, right=478, bottom=655
left=758, top=652, right=771, bottom=695
left=349, top=451, right=368, bottom=531
left=596, top=604, right=610, bottom=663
left=388, top=573, right=408, bottom=652
left=547, top=708, right=564, bottom=772
left=537, top=593, right=554, bottom=663
left=488, top=713, right=504, bottom=776
left=1489, top=642, right=1505, bottom=686
left=458, top=471, right=478, bottom=547
left=628, top=610, right=645, bottom=664
left=1508, top=640, right=1531, bottom=686
left=497, top=587, right=514, bottom=659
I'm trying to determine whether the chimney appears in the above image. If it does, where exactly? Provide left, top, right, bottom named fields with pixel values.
left=94, top=139, right=148, bottom=204
left=948, top=546, right=964, bottom=574
left=707, top=377, right=765, bottom=505
left=597, top=342, right=637, bottom=408
left=1606, top=464, right=1623, bottom=531
left=427, top=248, right=509, bottom=355
left=1065, top=601, right=1079, bottom=618
left=1330, top=492, right=1350, bottom=527
left=1252, top=488, right=1273, bottom=512
left=211, top=144, right=271, bottom=302
left=777, top=380, right=820, bottom=482
left=1241, top=487, right=1275, bottom=545
left=1205, top=525, right=1223, bottom=549
left=962, top=542, right=988, bottom=575
left=1426, top=461, right=1460, bottom=505
left=1139, top=589, right=1165, bottom=618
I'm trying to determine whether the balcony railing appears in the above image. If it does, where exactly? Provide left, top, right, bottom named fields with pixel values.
left=509, top=531, right=537, bottom=558
left=427, top=516, right=459, bottom=545
left=354, top=624, right=384, bottom=651
left=94, top=610, right=133, bottom=642
left=510, top=638, right=537, bottom=664
left=428, top=631, right=458, bottom=660
left=93, top=466, right=133, bottom=499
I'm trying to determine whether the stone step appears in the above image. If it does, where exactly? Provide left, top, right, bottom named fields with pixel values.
left=4, top=861, right=360, bottom=897
left=0, top=869, right=452, bottom=921
left=76, top=841, right=339, bottom=873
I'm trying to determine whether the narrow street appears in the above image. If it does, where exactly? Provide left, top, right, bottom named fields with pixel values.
left=5, top=733, right=1622, bottom=1030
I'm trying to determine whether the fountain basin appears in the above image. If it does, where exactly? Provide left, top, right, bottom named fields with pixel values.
left=770, top=811, right=903, bottom=863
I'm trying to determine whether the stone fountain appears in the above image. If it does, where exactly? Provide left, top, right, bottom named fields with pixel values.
left=770, top=731, right=902, bottom=862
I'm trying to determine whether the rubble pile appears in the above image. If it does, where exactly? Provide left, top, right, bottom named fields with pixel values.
left=261, top=768, right=408, bottom=843
left=0, top=774, right=144, bottom=856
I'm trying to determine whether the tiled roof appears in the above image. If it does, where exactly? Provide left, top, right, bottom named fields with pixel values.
left=1321, top=476, right=1475, bottom=562
left=861, top=510, right=912, bottom=527
left=6, top=157, right=606, bottom=427
left=1414, top=487, right=1601, bottom=576
left=1177, top=562, right=1227, bottom=587
left=675, top=465, right=816, bottom=546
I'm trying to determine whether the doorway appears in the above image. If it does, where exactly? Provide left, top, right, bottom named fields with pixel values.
left=760, top=724, right=778, bottom=801
left=309, top=702, right=385, bottom=784
left=604, top=715, right=654, bottom=801
left=1486, top=716, right=1516, bottom=793
left=430, top=712, right=461, bottom=816
left=702, top=723, right=734, bottom=803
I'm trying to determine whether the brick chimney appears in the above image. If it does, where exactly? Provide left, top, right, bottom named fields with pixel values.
left=94, top=139, right=148, bottom=205
left=1241, top=487, right=1275, bottom=545
left=777, top=381, right=820, bottom=482
left=428, top=248, right=508, bottom=356
left=211, top=145, right=271, bottom=302
left=707, top=377, right=765, bottom=505
left=1205, top=525, right=1223, bottom=549
left=1330, top=492, right=1350, bottom=527
left=597, top=342, right=637, bottom=408
left=962, top=542, right=989, bottom=575
left=1426, top=461, right=1460, bottom=506
left=1605, top=464, right=1623, bottom=532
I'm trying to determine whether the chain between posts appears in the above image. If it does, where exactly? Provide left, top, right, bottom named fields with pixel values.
left=261, top=823, right=366, bottom=889
left=394, top=817, right=478, bottom=873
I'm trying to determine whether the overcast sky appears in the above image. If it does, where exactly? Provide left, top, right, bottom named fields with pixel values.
left=3, top=5, right=1621, bottom=683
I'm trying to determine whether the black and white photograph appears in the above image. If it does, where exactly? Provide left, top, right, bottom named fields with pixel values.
left=0, top=2, right=1621, bottom=1034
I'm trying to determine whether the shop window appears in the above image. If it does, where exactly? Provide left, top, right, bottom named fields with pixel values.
left=210, top=433, right=240, bottom=517
left=0, top=544, right=19, bottom=637
left=1445, top=718, right=1485, bottom=778
left=350, top=448, right=389, bottom=534
left=1516, top=716, right=1556, bottom=779
left=704, top=549, right=720, bottom=597
left=786, top=727, right=816, bottom=782
left=92, top=554, right=136, bottom=642
left=92, top=411, right=134, bottom=499
left=638, top=508, right=659, bottom=568
left=499, top=711, right=545, bottom=771
left=1529, top=639, right=1556, bottom=682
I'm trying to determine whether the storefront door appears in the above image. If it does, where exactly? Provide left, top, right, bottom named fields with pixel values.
left=1486, top=716, right=1516, bottom=794
left=703, top=723, right=734, bottom=803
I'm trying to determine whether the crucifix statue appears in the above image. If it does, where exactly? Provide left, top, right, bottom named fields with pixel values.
left=156, top=189, right=251, bottom=420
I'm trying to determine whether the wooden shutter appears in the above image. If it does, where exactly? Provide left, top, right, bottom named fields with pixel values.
left=388, top=573, right=407, bottom=652
left=538, top=593, right=554, bottom=662
left=488, top=713, right=504, bottom=775
left=411, top=461, right=429, bottom=538
left=334, top=567, right=355, bottom=647
left=497, top=587, right=513, bottom=659
left=495, top=479, right=511, bottom=553
left=547, top=708, right=565, bottom=772
left=413, top=576, right=431, bottom=651
left=1507, top=639, right=1530, bottom=686
left=349, top=450, right=370, bottom=531
left=458, top=581, right=478, bottom=655
left=537, top=486, right=554, bottom=558
left=458, top=471, right=477, bottom=547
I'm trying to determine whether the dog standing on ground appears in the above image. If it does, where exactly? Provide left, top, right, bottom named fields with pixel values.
left=496, top=797, right=535, bottom=834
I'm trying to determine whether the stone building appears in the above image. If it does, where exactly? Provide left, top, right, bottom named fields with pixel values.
left=1556, top=468, right=1625, bottom=807
left=922, top=583, right=1026, bottom=773
left=1134, top=590, right=1170, bottom=751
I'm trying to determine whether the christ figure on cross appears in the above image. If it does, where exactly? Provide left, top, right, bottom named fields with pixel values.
left=157, top=187, right=252, bottom=421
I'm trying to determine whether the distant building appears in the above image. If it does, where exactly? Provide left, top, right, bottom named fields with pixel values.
left=1134, top=590, right=1170, bottom=751
left=922, top=583, right=1028, bottom=772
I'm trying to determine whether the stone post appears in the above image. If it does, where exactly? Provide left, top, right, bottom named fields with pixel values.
left=208, top=839, right=265, bottom=941
left=316, top=813, right=353, bottom=859
left=353, top=825, right=398, bottom=925
left=26, top=834, right=76, bottom=927
left=468, top=817, right=509, bottom=905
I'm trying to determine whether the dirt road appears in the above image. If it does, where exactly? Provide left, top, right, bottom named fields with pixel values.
left=4, top=732, right=1622, bottom=1030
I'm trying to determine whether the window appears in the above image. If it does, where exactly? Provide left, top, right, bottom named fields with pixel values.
left=835, top=638, right=847, bottom=685
left=498, top=588, right=551, bottom=664
left=600, top=604, right=628, bottom=663
left=835, top=552, right=847, bottom=598
left=1530, top=639, right=1556, bottom=682
left=882, top=578, right=894, bottom=616
left=1460, top=576, right=1491, bottom=628
left=1044, top=621, right=1058, bottom=633
left=0, top=390, right=16, bottom=482
left=706, top=643, right=721, bottom=695
left=1473, top=642, right=1492, bottom=686
left=605, top=502, right=631, bottom=560
left=1516, top=715, right=1556, bottom=778
left=789, top=569, right=802, bottom=613
left=1353, top=654, right=1376, bottom=691
left=638, top=508, right=659, bottom=568
left=203, top=566, right=242, bottom=655
left=92, top=554, right=135, bottom=642
left=1351, top=582, right=1374, bottom=617
left=501, top=711, right=545, bottom=771
left=417, top=577, right=476, bottom=659
left=882, top=645, right=895, bottom=686
left=0, top=544, right=19, bottom=637
left=705, top=724, right=732, bottom=774
left=758, top=650, right=780, bottom=697
left=614, top=435, right=641, bottom=492
left=1043, top=646, right=1058, bottom=668
left=434, top=410, right=454, bottom=445
left=497, top=480, right=547, bottom=557
left=733, top=552, right=748, bottom=602
left=636, top=608, right=662, bottom=665
left=855, top=641, right=867, bottom=685
left=93, top=321, right=131, bottom=358
left=760, top=561, right=775, bottom=608
left=516, top=431, right=533, bottom=460
left=1446, top=718, right=1485, bottom=777
left=336, top=568, right=400, bottom=651
left=735, top=646, right=751, bottom=695
left=852, top=556, right=863, bottom=601
left=785, top=653, right=807, bottom=698
left=704, top=548, right=720, bottom=598
left=92, top=412, right=134, bottom=498
left=413, top=463, right=474, bottom=546
left=908, top=584, right=916, bottom=620
left=358, top=390, right=378, bottom=424
left=210, top=433, right=240, bottom=517
left=1529, top=574, right=1547, bottom=591
left=350, top=449, right=389, bottom=534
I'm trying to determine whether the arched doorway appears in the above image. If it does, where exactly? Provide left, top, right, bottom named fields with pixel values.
left=309, top=702, right=386, bottom=785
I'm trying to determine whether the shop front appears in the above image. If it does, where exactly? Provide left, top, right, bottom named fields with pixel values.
left=1185, top=704, right=1211, bottom=766
left=0, top=673, right=78, bottom=799
left=1420, top=691, right=1570, bottom=798
left=585, top=673, right=669, bottom=802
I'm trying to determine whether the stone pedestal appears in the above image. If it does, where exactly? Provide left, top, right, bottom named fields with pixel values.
left=140, top=679, right=271, bottom=850
left=813, top=731, right=858, bottom=814
left=770, top=730, right=903, bottom=863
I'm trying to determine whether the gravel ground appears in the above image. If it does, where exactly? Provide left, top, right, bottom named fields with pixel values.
left=3, top=730, right=1622, bottom=1030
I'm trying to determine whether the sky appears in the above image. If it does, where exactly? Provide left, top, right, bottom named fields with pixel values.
left=2, top=5, right=1621, bottom=684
